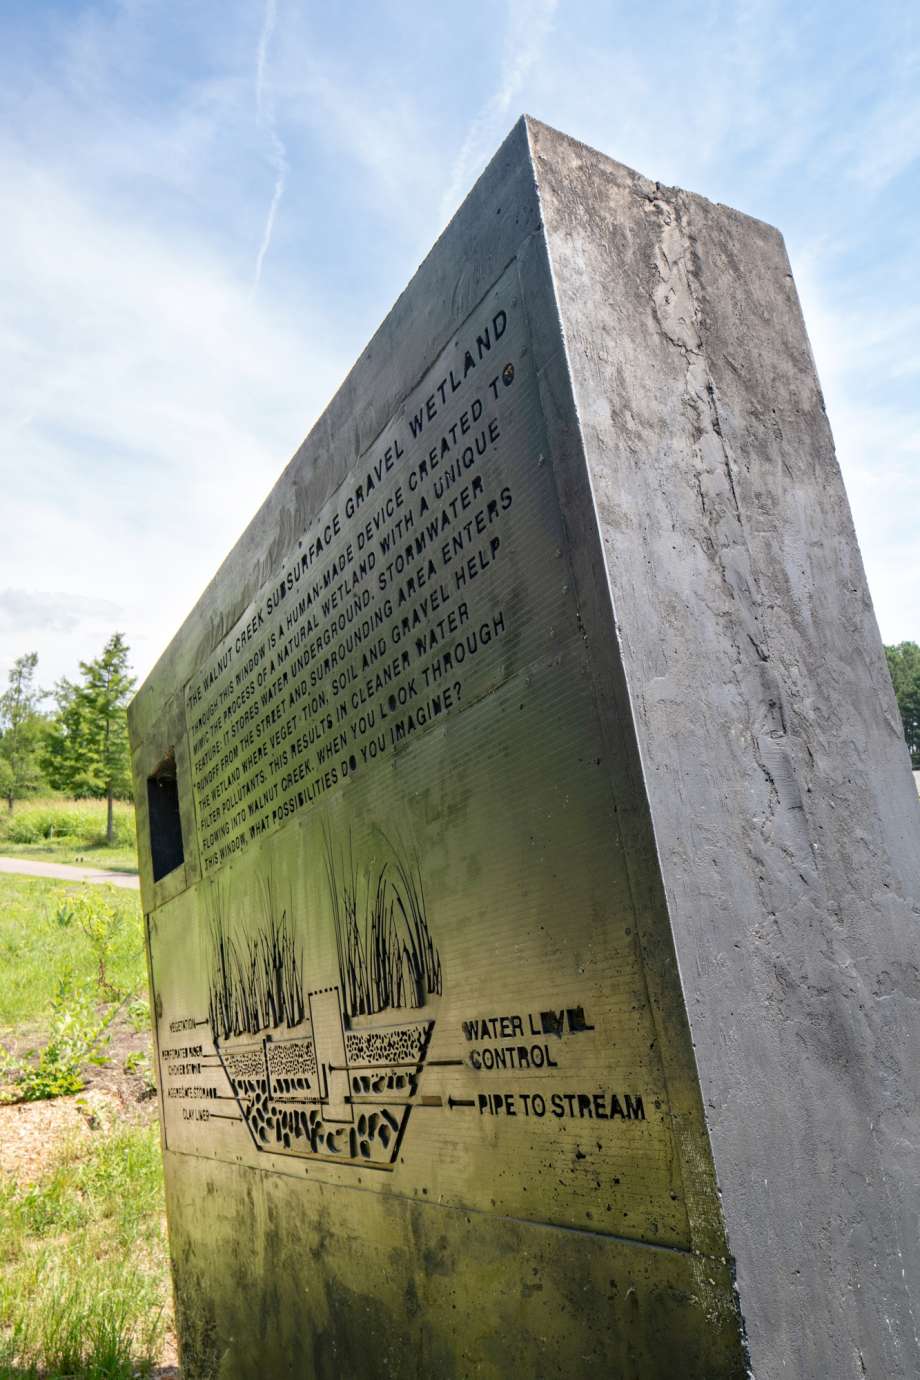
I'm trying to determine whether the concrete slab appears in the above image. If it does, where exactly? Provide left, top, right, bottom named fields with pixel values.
left=128, top=118, right=920, bottom=1379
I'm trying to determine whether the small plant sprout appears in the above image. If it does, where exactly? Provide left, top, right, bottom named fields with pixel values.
left=55, top=886, right=127, bottom=1000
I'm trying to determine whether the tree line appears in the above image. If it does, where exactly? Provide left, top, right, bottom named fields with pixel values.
left=0, top=633, right=135, bottom=843
left=885, top=642, right=920, bottom=769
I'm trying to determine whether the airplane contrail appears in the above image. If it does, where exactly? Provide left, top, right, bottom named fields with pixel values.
left=253, top=0, right=287, bottom=291
left=439, top=0, right=559, bottom=228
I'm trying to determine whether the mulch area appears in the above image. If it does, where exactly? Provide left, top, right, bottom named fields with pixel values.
left=0, top=1014, right=159, bottom=1184
left=0, top=1090, right=130, bottom=1184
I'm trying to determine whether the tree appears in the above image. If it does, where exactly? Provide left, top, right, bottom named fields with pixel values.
left=884, top=641, right=920, bottom=768
left=44, top=634, right=136, bottom=843
left=0, top=652, right=47, bottom=811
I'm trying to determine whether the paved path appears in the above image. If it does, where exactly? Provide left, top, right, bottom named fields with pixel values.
left=0, top=856, right=140, bottom=890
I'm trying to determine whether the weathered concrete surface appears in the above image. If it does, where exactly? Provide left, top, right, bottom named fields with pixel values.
left=530, top=120, right=920, bottom=1378
left=129, top=117, right=919, bottom=1379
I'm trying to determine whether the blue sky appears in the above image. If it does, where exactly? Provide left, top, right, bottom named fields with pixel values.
left=1, top=0, right=917, bottom=690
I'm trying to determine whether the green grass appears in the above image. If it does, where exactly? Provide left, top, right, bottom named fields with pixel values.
left=0, top=798, right=138, bottom=874
left=0, top=872, right=170, bottom=1375
left=0, top=1117, right=171, bottom=1378
left=0, top=876, right=146, bottom=1030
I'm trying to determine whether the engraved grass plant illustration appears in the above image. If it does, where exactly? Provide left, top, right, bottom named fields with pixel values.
left=204, top=836, right=441, bottom=1169
left=206, top=879, right=305, bottom=1041
left=324, top=831, right=442, bottom=1020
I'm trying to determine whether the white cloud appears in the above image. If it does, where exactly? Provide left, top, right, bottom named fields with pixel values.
left=0, top=0, right=915, bottom=704
left=0, top=589, right=124, bottom=691
left=0, top=588, right=122, bottom=636
left=275, top=56, right=447, bottom=251
left=791, top=245, right=920, bottom=644
left=0, top=138, right=346, bottom=690
left=844, top=38, right=920, bottom=194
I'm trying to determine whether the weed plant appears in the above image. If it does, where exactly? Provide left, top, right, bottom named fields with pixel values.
left=123, top=1049, right=157, bottom=1098
left=126, top=997, right=151, bottom=1033
left=0, top=881, right=142, bottom=1101
left=54, top=887, right=129, bottom=999
left=0, top=1117, right=170, bottom=1377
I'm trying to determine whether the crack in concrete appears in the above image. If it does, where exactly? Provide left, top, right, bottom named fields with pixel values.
left=646, top=191, right=811, bottom=847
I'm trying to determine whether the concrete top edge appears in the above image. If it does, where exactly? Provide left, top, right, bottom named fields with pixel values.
left=522, top=115, right=783, bottom=242
left=130, top=115, right=781, bottom=723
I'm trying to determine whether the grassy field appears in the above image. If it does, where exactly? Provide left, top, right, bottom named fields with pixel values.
left=0, top=872, right=172, bottom=1377
left=0, top=1118, right=171, bottom=1378
left=0, top=876, right=145, bottom=1030
left=0, top=798, right=138, bottom=873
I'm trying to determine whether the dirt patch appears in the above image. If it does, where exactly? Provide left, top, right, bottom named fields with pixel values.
left=153, top=1344, right=181, bottom=1375
left=0, top=1071, right=159, bottom=1187
left=82, top=1012, right=160, bottom=1105
left=1, top=1011, right=159, bottom=1113
left=0, top=1092, right=119, bottom=1184
left=0, top=1009, right=162, bottom=1186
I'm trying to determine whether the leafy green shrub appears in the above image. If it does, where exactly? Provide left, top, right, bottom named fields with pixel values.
left=87, top=811, right=137, bottom=849
left=5, top=804, right=89, bottom=843
left=126, top=996, right=151, bottom=1033
left=3, top=975, right=117, bottom=1103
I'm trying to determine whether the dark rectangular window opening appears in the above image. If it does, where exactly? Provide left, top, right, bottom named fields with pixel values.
left=148, top=749, right=185, bottom=882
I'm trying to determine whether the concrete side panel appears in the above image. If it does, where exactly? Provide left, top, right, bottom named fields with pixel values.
left=129, top=119, right=760, bottom=1377
left=529, top=116, right=920, bottom=1379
